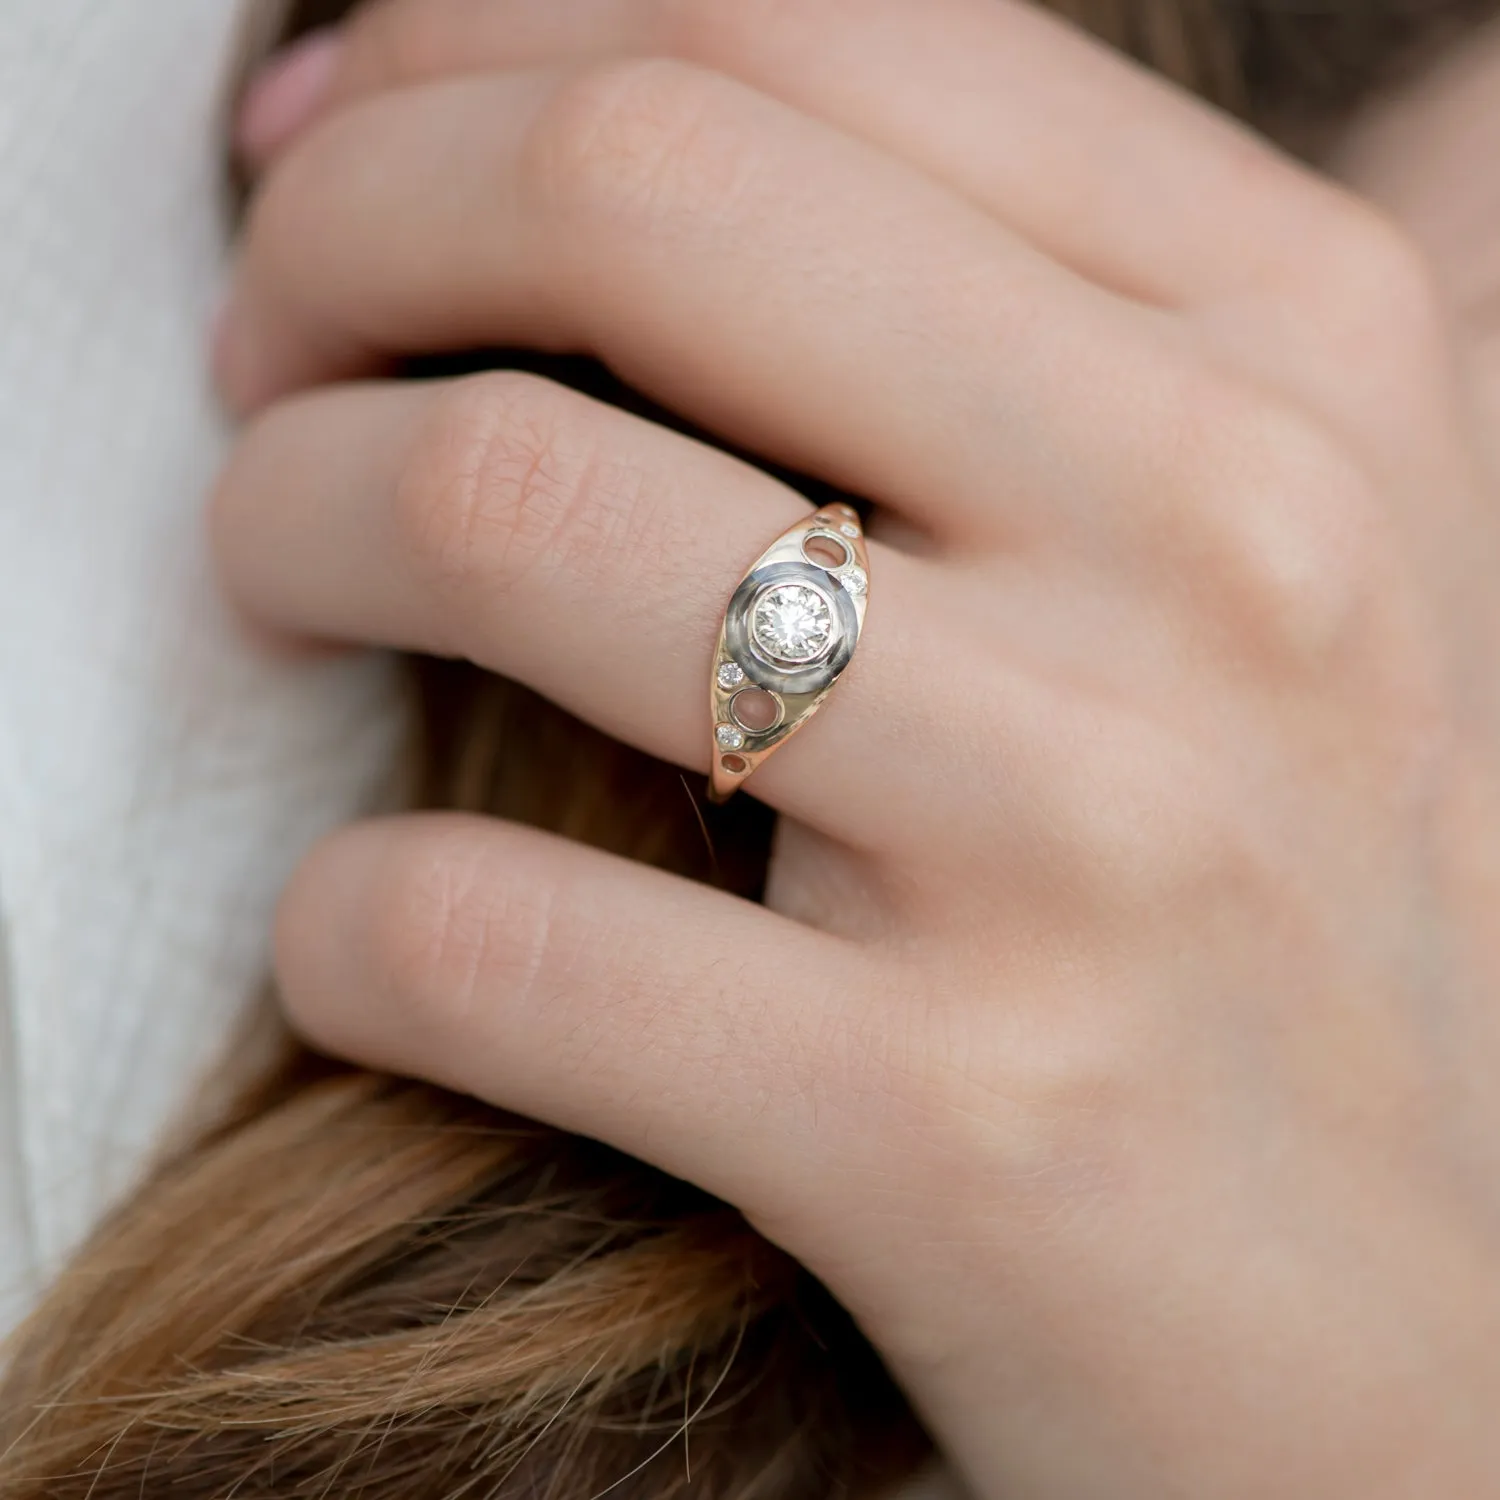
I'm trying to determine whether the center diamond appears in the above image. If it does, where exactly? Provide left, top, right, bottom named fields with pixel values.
left=751, top=583, right=835, bottom=666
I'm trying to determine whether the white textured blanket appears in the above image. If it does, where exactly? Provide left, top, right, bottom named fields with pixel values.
left=0, top=0, right=398, bottom=1335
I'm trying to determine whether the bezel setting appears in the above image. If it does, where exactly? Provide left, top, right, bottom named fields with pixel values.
left=749, top=580, right=838, bottom=668
left=708, top=511, right=870, bottom=803
left=723, top=560, right=859, bottom=698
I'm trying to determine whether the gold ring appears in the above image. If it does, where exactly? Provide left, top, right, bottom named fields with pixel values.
left=708, top=502, right=870, bottom=803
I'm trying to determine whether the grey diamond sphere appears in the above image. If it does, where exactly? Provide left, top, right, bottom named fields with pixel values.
left=751, top=583, right=835, bottom=665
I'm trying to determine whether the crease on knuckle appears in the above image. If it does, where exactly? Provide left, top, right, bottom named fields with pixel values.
left=396, top=376, right=608, bottom=646
left=1173, top=382, right=1395, bottom=676
left=861, top=972, right=1143, bottom=1239
left=523, top=59, right=743, bottom=239
left=371, top=834, right=557, bottom=1052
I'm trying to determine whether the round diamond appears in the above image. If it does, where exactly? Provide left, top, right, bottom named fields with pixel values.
left=839, top=565, right=868, bottom=596
left=839, top=522, right=860, bottom=539
left=751, top=583, right=835, bottom=666
left=717, top=661, right=746, bottom=690
left=716, top=723, right=746, bottom=750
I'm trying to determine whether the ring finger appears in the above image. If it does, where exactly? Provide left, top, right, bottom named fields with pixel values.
left=213, top=370, right=964, bottom=847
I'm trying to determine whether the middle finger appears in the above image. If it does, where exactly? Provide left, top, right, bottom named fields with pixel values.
left=220, top=61, right=1173, bottom=546
left=291, top=0, right=1329, bottom=312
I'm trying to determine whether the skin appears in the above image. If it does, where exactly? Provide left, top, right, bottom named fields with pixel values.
left=211, top=1, right=1500, bottom=1493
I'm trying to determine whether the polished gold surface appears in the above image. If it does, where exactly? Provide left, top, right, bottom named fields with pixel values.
left=708, top=504, right=870, bottom=803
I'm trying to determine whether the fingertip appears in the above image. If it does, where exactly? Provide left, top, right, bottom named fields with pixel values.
left=208, top=282, right=281, bottom=420
left=210, top=273, right=387, bottom=420
left=273, top=818, right=386, bottom=1029
left=273, top=814, right=486, bottom=1064
left=237, top=28, right=346, bottom=167
left=208, top=290, right=339, bottom=421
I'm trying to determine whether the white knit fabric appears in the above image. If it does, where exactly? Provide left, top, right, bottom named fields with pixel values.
left=0, top=0, right=400, bottom=1335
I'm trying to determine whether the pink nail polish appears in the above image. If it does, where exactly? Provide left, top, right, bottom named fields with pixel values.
left=237, top=28, right=344, bottom=162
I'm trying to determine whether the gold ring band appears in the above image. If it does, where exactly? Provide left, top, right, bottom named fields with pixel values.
left=708, top=503, right=870, bottom=803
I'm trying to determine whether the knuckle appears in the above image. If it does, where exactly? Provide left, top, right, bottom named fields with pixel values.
left=876, top=962, right=1148, bottom=1238
left=1173, top=379, right=1399, bottom=675
left=1052, top=704, right=1247, bottom=912
left=985, top=668, right=1291, bottom=927
left=981, top=1030, right=1143, bottom=1223
left=393, top=374, right=608, bottom=640
left=523, top=58, right=743, bottom=235
left=1288, top=194, right=1447, bottom=356
left=366, top=827, right=554, bottom=1045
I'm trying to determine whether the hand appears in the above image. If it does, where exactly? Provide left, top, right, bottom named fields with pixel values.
left=212, top=2, right=1500, bottom=1494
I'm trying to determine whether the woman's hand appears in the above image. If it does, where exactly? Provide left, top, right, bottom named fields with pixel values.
left=212, top=2, right=1500, bottom=1493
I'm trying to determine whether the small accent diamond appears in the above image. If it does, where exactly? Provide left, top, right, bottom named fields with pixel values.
left=751, top=583, right=835, bottom=665
left=839, top=565, right=868, bottom=596
left=717, top=661, right=746, bottom=690
left=840, top=522, right=860, bottom=538
left=716, top=723, right=746, bottom=750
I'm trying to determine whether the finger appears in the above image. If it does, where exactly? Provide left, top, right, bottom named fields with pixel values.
left=248, top=0, right=1334, bottom=310
left=213, top=372, right=954, bottom=845
left=276, top=811, right=881, bottom=1219
left=218, top=62, right=1172, bottom=542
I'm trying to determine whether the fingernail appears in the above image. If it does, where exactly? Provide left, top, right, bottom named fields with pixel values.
left=237, top=28, right=344, bottom=163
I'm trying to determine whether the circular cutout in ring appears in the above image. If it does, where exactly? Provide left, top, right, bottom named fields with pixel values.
left=731, top=687, right=784, bottom=733
left=720, top=753, right=748, bottom=775
left=803, top=531, right=852, bottom=570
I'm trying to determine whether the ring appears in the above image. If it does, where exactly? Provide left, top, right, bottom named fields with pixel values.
left=708, top=502, right=871, bottom=802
